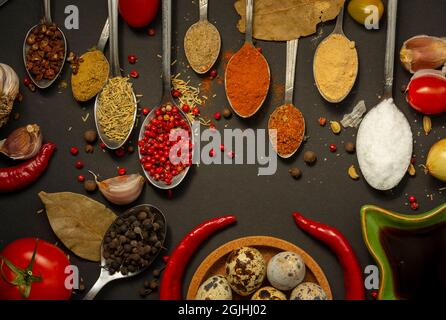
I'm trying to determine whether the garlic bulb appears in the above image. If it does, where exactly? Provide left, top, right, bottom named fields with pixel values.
left=400, top=35, right=446, bottom=73
left=0, top=63, right=20, bottom=128
left=90, top=172, right=145, bottom=205
left=0, top=124, right=43, bottom=160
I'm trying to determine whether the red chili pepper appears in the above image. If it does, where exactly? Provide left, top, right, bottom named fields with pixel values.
left=0, top=143, right=57, bottom=193
left=159, top=215, right=237, bottom=300
left=292, top=212, right=365, bottom=300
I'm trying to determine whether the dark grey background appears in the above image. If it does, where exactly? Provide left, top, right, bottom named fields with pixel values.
left=1, top=0, right=445, bottom=300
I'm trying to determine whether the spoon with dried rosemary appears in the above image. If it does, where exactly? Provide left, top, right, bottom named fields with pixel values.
left=94, top=0, right=137, bottom=150
left=184, top=0, right=221, bottom=74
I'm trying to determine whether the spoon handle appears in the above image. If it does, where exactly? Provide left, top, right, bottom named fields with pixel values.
left=83, top=273, right=110, bottom=300
left=43, top=0, right=52, bottom=23
left=199, top=0, right=208, bottom=21
left=284, top=39, right=299, bottom=105
left=108, top=0, right=120, bottom=77
left=245, top=0, right=254, bottom=44
left=383, top=0, right=398, bottom=98
left=96, top=19, right=110, bottom=53
left=162, top=0, right=172, bottom=96
left=333, top=4, right=344, bottom=34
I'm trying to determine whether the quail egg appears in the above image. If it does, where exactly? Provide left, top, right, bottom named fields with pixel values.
left=267, top=251, right=306, bottom=291
left=195, top=275, right=232, bottom=300
left=225, top=247, right=266, bottom=296
left=290, top=282, right=328, bottom=300
left=251, top=286, right=287, bottom=300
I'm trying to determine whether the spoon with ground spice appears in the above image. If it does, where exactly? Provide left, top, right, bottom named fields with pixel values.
left=313, top=4, right=359, bottom=103
left=94, top=0, right=137, bottom=150
left=23, top=0, right=67, bottom=90
left=184, top=0, right=221, bottom=74
left=225, top=0, right=270, bottom=118
left=268, top=39, right=305, bottom=159
left=138, top=0, right=194, bottom=190
left=71, top=19, right=110, bottom=102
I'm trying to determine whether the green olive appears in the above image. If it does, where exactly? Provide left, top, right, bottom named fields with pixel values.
left=347, top=0, right=384, bottom=26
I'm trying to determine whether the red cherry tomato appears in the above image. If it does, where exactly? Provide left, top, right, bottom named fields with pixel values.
left=0, top=238, right=72, bottom=300
left=407, top=73, right=446, bottom=115
left=119, top=0, right=160, bottom=28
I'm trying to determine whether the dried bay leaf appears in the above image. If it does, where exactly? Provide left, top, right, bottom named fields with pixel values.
left=235, top=0, right=344, bottom=41
left=38, top=191, right=117, bottom=262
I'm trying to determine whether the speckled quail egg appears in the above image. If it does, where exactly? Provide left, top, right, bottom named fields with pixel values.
left=290, top=282, right=328, bottom=300
left=225, top=247, right=266, bottom=296
left=251, top=286, right=287, bottom=300
left=267, top=251, right=306, bottom=291
left=195, top=275, right=233, bottom=300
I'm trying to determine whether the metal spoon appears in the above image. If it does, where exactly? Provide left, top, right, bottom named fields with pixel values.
left=0, top=0, right=8, bottom=7
left=268, top=39, right=305, bottom=159
left=94, top=0, right=137, bottom=150
left=313, top=4, right=358, bottom=103
left=138, top=0, right=194, bottom=190
left=184, top=0, right=221, bottom=74
left=225, top=0, right=270, bottom=118
left=23, top=0, right=67, bottom=89
left=84, top=204, right=167, bottom=300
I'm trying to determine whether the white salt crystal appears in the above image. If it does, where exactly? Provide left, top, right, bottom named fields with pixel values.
left=357, top=98, right=413, bottom=191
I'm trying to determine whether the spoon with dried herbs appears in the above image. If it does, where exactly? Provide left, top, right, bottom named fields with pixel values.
left=84, top=204, right=167, bottom=300
left=184, top=0, right=221, bottom=74
left=94, top=0, right=137, bottom=150
left=225, top=0, right=270, bottom=118
left=268, top=39, right=305, bottom=158
left=313, top=4, right=358, bottom=103
left=23, top=0, right=67, bottom=89
left=138, top=0, right=194, bottom=190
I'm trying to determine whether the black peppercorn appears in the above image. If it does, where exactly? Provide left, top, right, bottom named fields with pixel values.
left=304, top=151, right=317, bottom=165
left=289, top=167, right=302, bottom=179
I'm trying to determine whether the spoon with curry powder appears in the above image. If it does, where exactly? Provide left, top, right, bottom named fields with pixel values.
left=225, top=0, right=270, bottom=118
left=313, top=4, right=358, bottom=103
left=94, top=0, right=137, bottom=150
left=184, top=0, right=221, bottom=74
left=268, top=39, right=305, bottom=159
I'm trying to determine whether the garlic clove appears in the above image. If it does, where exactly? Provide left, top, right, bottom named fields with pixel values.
left=0, top=63, right=20, bottom=129
left=400, top=35, right=446, bottom=73
left=0, top=124, right=43, bottom=160
left=90, top=172, right=145, bottom=205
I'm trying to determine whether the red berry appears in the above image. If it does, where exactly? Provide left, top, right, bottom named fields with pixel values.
left=329, top=144, right=337, bottom=153
left=182, top=105, right=190, bottom=113
left=75, top=160, right=84, bottom=169
left=77, top=175, right=85, bottom=183
left=118, top=168, right=127, bottom=176
left=371, top=291, right=378, bottom=299
left=163, top=256, right=170, bottom=264
left=128, top=54, right=138, bottom=64
left=318, top=117, right=327, bottom=126
left=227, top=151, right=235, bottom=159
left=23, top=75, right=31, bottom=87
left=408, top=195, right=417, bottom=203
left=214, top=112, right=221, bottom=120
left=147, top=28, right=156, bottom=36
left=142, top=107, right=150, bottom=116
left=257, top=47, right=263, bottom=54
left=220, top=144, right=225, bottom=152
left=129, top=70, right=139, bottom=78
left=70, top=147, right=79, bottom=156
left=99, top=142, right=107, bottom=150
left=209, top=149, right=215, bottom=157
left=114, top=148, right=125, bottom=157
left=192, top=107, right=200, bottom=116
left=171, top=89, right=181, bottom=98
left=209, top=68, right=218, bottom=79
left=410, top=202, right=419, bottom=210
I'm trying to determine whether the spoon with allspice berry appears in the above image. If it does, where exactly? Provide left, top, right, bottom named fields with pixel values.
left=84, top=204, right=167, bottom=300
left=268, top=39, right=305, bottom=159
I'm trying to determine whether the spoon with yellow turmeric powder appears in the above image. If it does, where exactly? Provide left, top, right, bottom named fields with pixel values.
left=313, top=4, right=359, bottom=103
left=71, top=19, right=110, bottom=102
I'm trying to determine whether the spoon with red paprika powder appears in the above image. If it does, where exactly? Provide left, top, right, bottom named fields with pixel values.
left=268, top=39, right=305, bottom=158
left=225, top=0, right=270, bottom=118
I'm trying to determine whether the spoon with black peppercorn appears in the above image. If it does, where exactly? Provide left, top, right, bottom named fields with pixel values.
left=23, top=0, right=67, bottom=89
left=84, top=204, right=167, bottom=300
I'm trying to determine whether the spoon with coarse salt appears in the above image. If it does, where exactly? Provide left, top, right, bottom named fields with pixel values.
left=356, top=0, right=413, bottom=191
left=313, top=4, right=359, bottom=103
left=184, top=0, right=221, bottom=74
left=268, top=39, right=305, bottom=159
left=225, top=0, right=270, bottom=118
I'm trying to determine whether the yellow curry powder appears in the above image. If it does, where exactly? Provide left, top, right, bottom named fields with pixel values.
left=314, top=34, right=358, bottom=102
left=71, top=50, right=109, bottom=102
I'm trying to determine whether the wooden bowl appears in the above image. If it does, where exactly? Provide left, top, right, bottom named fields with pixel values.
left=187, top=236, right=332, bottom=300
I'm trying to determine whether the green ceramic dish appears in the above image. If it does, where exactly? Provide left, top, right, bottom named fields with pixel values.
left=360, top=203, right=446, bottom=300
